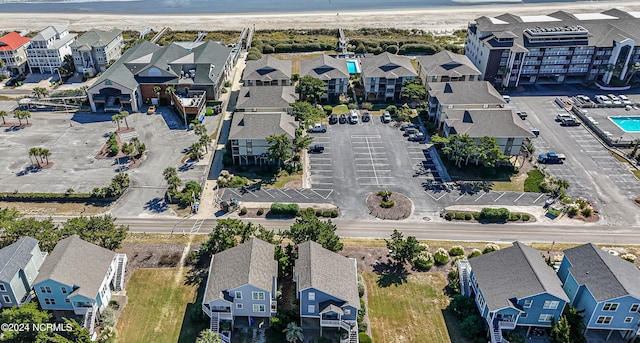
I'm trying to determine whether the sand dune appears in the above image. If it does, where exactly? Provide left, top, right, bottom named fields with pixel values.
left=1, top=0, right=640, bottom=33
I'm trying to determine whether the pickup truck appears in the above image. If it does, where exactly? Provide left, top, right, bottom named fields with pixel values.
left=308, top=123, right=327, bottom=133
left=309, top=145, right=325, bottom=153
left=560, top=118, right=580, bottom=126
left=538, top=152, right=566, bottom=164
left=516, top=111, right=527, bottom=119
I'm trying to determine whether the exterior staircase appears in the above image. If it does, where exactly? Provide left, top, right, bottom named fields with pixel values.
left=114, top=253, right=127, bottom=291
left=457, top=260, right=472, bottom=296
left=83, top=304, right=98, bottom=339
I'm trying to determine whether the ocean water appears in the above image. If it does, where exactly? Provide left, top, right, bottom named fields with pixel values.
left=0, top=0, right=604, bottom=14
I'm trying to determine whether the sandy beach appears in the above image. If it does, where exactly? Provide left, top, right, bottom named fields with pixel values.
left=1, top=1, right=640, bottom=33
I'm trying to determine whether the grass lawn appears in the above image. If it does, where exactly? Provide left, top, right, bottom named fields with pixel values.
left=267, top=172, right=302, bottom=188
left=523, top=170, right=544, bottom=192
left=117, top=268, right=206, bottom=343
left=492, top=171, right=528, bottom=192
left=363, top=272, right=464, bottom=343
left=633, top=170, right=640, bottom=179
left=332, top=104, right=349, bottom=115
left=125, top=233, right=208, bottom=245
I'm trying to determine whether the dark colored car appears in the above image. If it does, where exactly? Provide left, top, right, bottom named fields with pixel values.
left=403, top=127, right=418, bottom=136
left=400, top=123, right=418, bottom=131
left=309, top=145, right=325, bottom=153
left=329, top=114, right=338, bottom=124
left=339, top=114, right=348, bottom=124
left=362, top=112, right=371, bottom=122
left=5, top=78, right=15, bottom=87
left=408, top=132, right=426, bottom=141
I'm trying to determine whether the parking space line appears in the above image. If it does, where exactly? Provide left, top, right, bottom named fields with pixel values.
left=261, top=189, right=276, bottom=199
left=455, top=194, right=465, bottom=202
left=425, top=191, right=448, bottom=201
left=357, top=169, right=391, bottom=173
left=356, top=163, right=389, bottom=166
left=533, top=194, right=545, bottom=203
left=311, top=175, right=333, bottom=178
left=493, top=192, right=506, bottom=202
left=351, top=135, right=381, bottom=138
left=246, top=190, right=259, bottom=198
left=277, top=189, right=292, bottom=199
left=514, top=193, right=525, bottom=203
left=228, top=189, right=242, bottom=198
left=474, top=193, right=485, bottom=202
left=293, top=189, right=309, bottom=199
left=311, top=157, right=331, bottom=160
left=311, top=163, right=332, bottom=166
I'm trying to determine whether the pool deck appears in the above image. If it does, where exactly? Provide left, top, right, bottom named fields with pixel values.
left=579, top=108, right=640, bottom=142
left=346, top=59, right=361, bottom=74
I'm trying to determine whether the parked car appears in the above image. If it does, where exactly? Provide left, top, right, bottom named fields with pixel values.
left=404, top=127, right=419, bottom=136
left=329, top=114, right=338, bottom=124
left=308, top=123, right=327, bottom=133
left=362, top=112, right=370, bottom=122
left=382, top=111, right=391, bottom=123
left=309, top=145, right=325, bottom=153
left=560, top=118, right=580, bottom=126
left=5, top=78, right=15, bottom=87
left=502, top=95, right=511, bottom=103
left=349, top=110, right=358, bottom=124
left=147, top=105, right=156, bottom=114
left=607, top=94, right=620, bottom=102
left=339, top=114, right=348, bottom=124
left=408, top=132, right=426, bottom=141
left=555, top=113, right=573, bottom=122
left=619, top=95, right=632, bottom=104
left=516, top=111, right=527, bottom=120
left=595, top=95, right=612, bottom=105
left=400, top=123, right=418, bottom=131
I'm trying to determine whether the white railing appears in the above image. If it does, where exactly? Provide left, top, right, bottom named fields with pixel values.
left=82, top=304, right=98, bottom=338
left=498, top=320, right=517, bottom=330
left=320, top=319, right=351, bottom=331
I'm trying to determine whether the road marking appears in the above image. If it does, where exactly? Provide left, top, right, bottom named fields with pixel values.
left=228, top=189, right=242, bottom=198
left=474, top=193, right=485, bottom=202
left=309, top=188, right=333, bottom=200
left=277, top=189, right=292, bottom=199
left=425, top=191, right=448, bottom=201
left=533, top=194, right=545, bottom=203
left=311, top=175, right=333, bottom=178
left=261, top=189, right=275, bottom=198
left=455, top=194, right=465, bottom=202
left=190, top=219, right=204, bottom=234
left=353, top=152, right=386, bottom=155
left=293, top=189, right=309, bottom=199
left=311, top=157, right=332, bottom=160
left=514, top=193, right=525, bottom=203
left=357, top=169, right=391, bottom=173
left=310, top=163, right=332, bottom=166
left=356, top=163, right=390, bottom=167
left=493, top=192, right=506, bottom=203
left=351, top=135, right=381, bottom=138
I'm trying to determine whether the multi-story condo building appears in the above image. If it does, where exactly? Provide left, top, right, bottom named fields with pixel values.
left=465, top=9, right=640, bottom=88
left=361, top=52, right=417, bottom=101
left=300, top=54, right=350, bottom=101
left=70, top=29, right=123, bottom=77
left=0, top=32, right=31, bottom=76
left=26, top=26, right=76, bottom=74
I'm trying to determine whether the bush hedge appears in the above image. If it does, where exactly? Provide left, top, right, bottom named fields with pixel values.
left=380, top=200, right=395, bottom=208
left=412, top=251, right=434, bottom=271
left=434, top=248, right=451, bottom=265
left=257, top=208, right=264, bottom=216
left=270, top=203, right=299, bottom=215
left=359, top=333, right=372, bottom=343
left=479, top=208, right=510, bottom=222
left=468, top=249, right=482, bottom=258
left=449, top=245, right=465, bottom=257
left=483, top=243, right=500, bottom=254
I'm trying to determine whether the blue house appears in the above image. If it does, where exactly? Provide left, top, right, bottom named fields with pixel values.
left=201, top=238, right=278, bottom=343
left=294, top=241, right=360, bottom=343
left=0, top=237, right=46, bottom=308
left=458, top=242, right=569, bottom=343
left=557, top=243, right=640, bottom=342
left=33, top=235, right=127, bottom=340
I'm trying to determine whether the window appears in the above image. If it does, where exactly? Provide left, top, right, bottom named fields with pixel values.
left=236, top=303, right=243, bottom=309
left=308, top=292, right=315, bottom=301
left=308, top=305, right=315, bottom=313
left=40, top=286, right=52, bottom=294
left=523, top=299, right=533, bottom=308
left=252, top=292, right=265, bottom=300
left=543, top=300, right=560, bottom=310
left=344, top=309, right=351, bottom=315
left=520, top=312, right=528, bottom=318
left=44, top=298, right=56, bottom=305
left=631, top=304, right=639, bottom=312
left=0, top=284, right=5, bottom=292
left=539, top=314, right=553, bottom=322
left=253, top=304, right=265, bottom=312
left=596, top=316, right=612, bottom=324
left=65, top=299, right=70, bottom=303
left=3, top=295, right=11, bottom=303
left=603, top=303, right=619, bottom=311
left=235, top=291, right=242, bottom=299
left=624, top=317, right=633, bottom=323
left=61, top=287, right=67, bottom=294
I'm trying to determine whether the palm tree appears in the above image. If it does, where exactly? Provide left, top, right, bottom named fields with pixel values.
left=165, top=85, right=176, bottom=105
left=189, top=142, right=203, bottom=160
left=120, top=111, right=130, bottom=128
left=39, top=149, right=51, bottom=164
left=626, top=62, right=640, bottom=85
left=14, top=110, right=23, bottom=125
left=283, top=322, right=303, bottom=343
left=20, top=110, right=31, bottom=125
left=194, top=124, right=207, bottom=137
left=553, top=178, right=570, bottom=197
left=111, top=114, right=122, bottom=129
left=153, top=86, right=162, bottom=101
left=163, top=166, right=177, bottom=180
left=0, top=110, right=7, bottom=125
left=199, top=134, right=212, bottom=153
left=28, top=147, right=40, bottom=166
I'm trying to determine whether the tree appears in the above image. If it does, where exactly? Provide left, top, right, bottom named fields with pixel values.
left=195, top=329, right=222, bottom=343
left=199, top=134, right=212, bottom=153
left=291, top=101, right=324, bottom=127
left=51, top=317, right=91, bottom=343
left=111, top=114, right=122, bottom=129
left=386, top=229, right=425, bottom=266
left=564, top=306, right=587, bottom=343
left=33, top=87, right=49, bottom=99
left=296, top=75, right=326, bottom=103
left=163, top=166, right=177, bottom=180
left=165, top=85, right=176, bottom=104
left=14, top=110, right=30, bottom=125
left=626, top=62, right=640, bottom=85
left=29, top=147, right=41, bottom=165
left=255, top=226, right=281, bottom=245
left=153, top=85, right=162, bottom=100
left=163, top=167, right=181, bottom=200
left=0, top=110, right=7, bottom=125
left=284, top=208, right=343, bottom=251
left=479, top=136, right=507, bottom=167
left=61, top=215, right=128, bottom=250
left=63, top=54, right=75, bottom=75
left=0, top=302, right=53, bottom=342
left=552, top=178, right=570, bottom=197
left=292, top=128, right=313, bottom=155
left=20, top=110, right=31, bottom=124
left=189, top=142, right=203, bottom=160
left=266, top=134, right=293, bottom=167
left=39, top=148, right=51, bottom=164
left=199, top=219, right=239, bottom=256
left=129, top=137, right=145, bottom=157
left=283, top=322, right=304, bottom=343
left=401, top=79, right=426, bottom=100
left=550, top=316, right=571, bottom=343
left=194, top=124, right=207, bottom=137
left=2, top=217, right=62, bottom=252
left=119, top=111, right=130, bottom=129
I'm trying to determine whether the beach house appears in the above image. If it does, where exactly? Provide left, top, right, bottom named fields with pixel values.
left=416, top=50, right=481, bottom=86
left=300, top=54, right=350, bottom=100
left=26, top=25, right=76, bottom=74
left=0, top=237, right=46, bottom=308
left=0, top=32, right=31, bottom=77
left=71, top=29, right=123, bottom=77
left=243, top=55, right=292, bottom=86
left=360, top=52, right=417, bottom=102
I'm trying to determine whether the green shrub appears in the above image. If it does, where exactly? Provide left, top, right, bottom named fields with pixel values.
left=524, top=170, right=544, bottom=193
left=521, top=214, right=531, bottom=221
left=449, top=245, right=465, bottom=256
left=205, top=108, right=213, bottom=115
left=479, top=208, right=510, bottom=222
left=472, top=212, right=481, bottom=220
left=509, top=213, right=521, bottom=221
left=224, top=81, right=232, bottom=87
left=454, top=212, right=466, bottom=220
left=323, top=105, right=333, bottom=115
left=445, top=212, right=454, bottom=221
left=433, top=248, right=451, bottom=265
left=240, top=207, right=247, bottom=215
left=315, top=209, right=323, bottom=217
left=221, top=88, right=228, bottom=94
left=464, top=213, right=473, bottom=220
left=361, top=102, right=373, bottom=110
left=257, top=208, right=264, bottom=216
left=567, top=206, right=579, bottom=216
left=330, top=209, right=339, bottom=218
left=322, top=210, right=333, bottom=217
left=483, top=243, right=500, bottom=254
left=359, top=333, right=372, bottom=343
left=621, top=253, right=637, bottom=263
left=357, top=274, right=365, bottom=297
left=581, top=207, right=593, bottom=217
left=377, top=190, right=392, bottom=197
left=386, top=105, right=397, bottom=114
left=380, top=200, right=395, bottom=208
left=270, top=203, right=299, bottom=215
left=412, top=251, right=434, bottom=271
left=468, top=249, right=482, bottom=258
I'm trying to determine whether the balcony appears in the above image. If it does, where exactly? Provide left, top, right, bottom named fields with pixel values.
left=320, top=319, right=351, bottom=331
left=498, top=319, right=517, bottom=330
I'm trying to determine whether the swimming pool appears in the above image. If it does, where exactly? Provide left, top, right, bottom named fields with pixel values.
left=610, top=116, right=640, bottom=132
left=346, top=60, right=360, bottom=74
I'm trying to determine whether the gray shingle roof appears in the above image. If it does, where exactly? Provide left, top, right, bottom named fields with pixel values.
left=0, top=237, right=39, bottom=282
left=361, top=52, right=417, bottom=79
left=472, top=9, right=640, bottom=50
left=33, top=235, right=115, bottom=300
left=469, top=242, right=569, bottom=312
left=294, top=241, right=360, bottom=310
left=444, top=108, right=534, bottom=139
left=229, top=112, right=297, bottom=140
left=244, top=55, right=292, bottom=82
left=91, top=41, right=160, bottom=91
left=236, top=86, right=297, bottom=111
left=564, top=243, right=640, bottom=302
left=70, top=29, right=122, bottom=50
left=204, top=238, right=277, bottom=303
left=300, top=55, right=349, bottom=81
left=429, top=81, right=505, bottom=105
left=32, top=25, right=67, bottom=42
left=417, top=51, right=481, bottom=79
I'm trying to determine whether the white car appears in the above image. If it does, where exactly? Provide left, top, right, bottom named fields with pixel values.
left=619, top=95, right=632, bottom=104
left=595, top=95, right=612, bottom=105
left=607, top=94, right=619, bottom=101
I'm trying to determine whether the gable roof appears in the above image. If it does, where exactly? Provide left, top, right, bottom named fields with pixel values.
left=244, top=55, right=292, bottom=81
left=0, top=32, right=31, bottom=51
left=229, top=112, right=297, bottom=140
left=429, top=81, right=505, bottom=105
left=361, top=52, right=417, bottom=79
left=300, top=55, right=349, bottom=80
left=204, top=238, right=277, bottom=303
left=294, top=241, right=360, bottom=310
left=564, top=243, right=640, bottom=302
left=469, top=242, right=569, bottom=312
left=416, top=51, right=481, bottom=79
left=34, top=235, right=115, bottom=300
left=0, top=237, right=40, bottom=282
left=236, top=86, right=297, bottom=110
left=70, top=29, right=122, bottom=51
left=444, top=108, right=534, bottom=139
left=32, top=25, right=67, bottom=42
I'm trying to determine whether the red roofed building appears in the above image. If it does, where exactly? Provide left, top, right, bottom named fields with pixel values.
left=0, top=32, right=31, bottom=76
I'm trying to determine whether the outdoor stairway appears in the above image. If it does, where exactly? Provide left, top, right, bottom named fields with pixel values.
left=83, top=304, right=98, bottom=339
left=349, top=327, right=358, bottom=343
left=211, top=312, right=219, bottom=332
left=457, top=260, right=471, bottom=296
left=114, top=254, right=127, bottom=291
